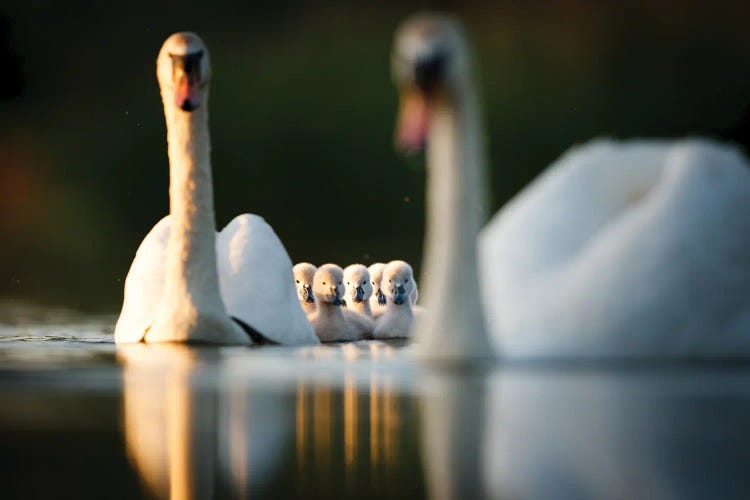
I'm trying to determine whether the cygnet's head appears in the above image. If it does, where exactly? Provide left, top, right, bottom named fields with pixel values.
left=313, top=264, right=345, bottom=306
left=382, top=260, right=416, bottom=306
left=343, top=264, right=373, bottom=304
left=391, top=13, right=472, bottom=151
left=157, top=32, right=211, bottom=112
left=368, top=262, right=387, bottom=306
left=293, top=262, right=317, bottom=304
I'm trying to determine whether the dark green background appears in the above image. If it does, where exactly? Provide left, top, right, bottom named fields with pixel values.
left=1, top=1, right=749, bottom=311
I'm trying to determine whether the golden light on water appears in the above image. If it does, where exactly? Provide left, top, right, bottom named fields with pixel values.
left=120, top=345, right=409, bottom=498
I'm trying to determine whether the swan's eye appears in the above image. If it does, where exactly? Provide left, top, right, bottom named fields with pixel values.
left=389, top=279, right=392, bottom=283
left=347, top=281, right=350, bottom=285
left=405, top=279, right=409, bottom=283
left=372, top=281, right=375, bottom=285
left=296, top=279, right=300, bottom=283
left=322, top=282, right=326, bottom=285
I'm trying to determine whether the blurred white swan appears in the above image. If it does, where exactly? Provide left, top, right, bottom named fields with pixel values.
left=309, top=264, right=372, bottom=342
left=392, top=14, right=750, bottom=360
left=114, top=32, right=317, bottom=346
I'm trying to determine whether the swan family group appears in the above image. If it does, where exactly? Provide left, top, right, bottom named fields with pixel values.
left=114, top=13, right=750, bottom=360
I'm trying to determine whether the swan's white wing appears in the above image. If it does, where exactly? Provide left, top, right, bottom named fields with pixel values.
left=114, top=216, right=171, bottom=344
left=217, top=214, right=318, bottom=346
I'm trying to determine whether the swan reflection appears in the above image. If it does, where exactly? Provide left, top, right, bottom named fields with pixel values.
left=119, top=343, right=415, bottom=498
left=119, top=345, right=294, bottom=499
left=421, top=367, right=750, bottom=500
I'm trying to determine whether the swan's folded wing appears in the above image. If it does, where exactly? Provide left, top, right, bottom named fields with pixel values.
left=217, top=214, right=319, bottom=345
left=114, top=216, right=171, bottom=343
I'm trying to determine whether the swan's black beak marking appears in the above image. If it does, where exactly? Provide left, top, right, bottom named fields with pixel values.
left=414, top=50, right=447, bottom=95
left=171, top=50, right=204, bottom=112
left=377, top=289, right=387, bottom=306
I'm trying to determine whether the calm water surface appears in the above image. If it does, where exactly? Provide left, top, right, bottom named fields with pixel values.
left=2, top=301, right=750, bottom=499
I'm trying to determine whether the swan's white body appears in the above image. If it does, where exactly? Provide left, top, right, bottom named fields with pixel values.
left=480, top=138, right=750, bottom=358
left=393, top=15, right=750, bottom=360
left=114, top=33, right=317, bottom=346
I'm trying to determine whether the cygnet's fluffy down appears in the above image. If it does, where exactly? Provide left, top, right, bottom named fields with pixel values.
left=373, top=260, right=419, bottom=339
left=368, top=262, right=388, bottom=317
left=309, top=264, right=373, bottom=342
left=293, top=262, right=317, bottom=317
left=343, top=264, right=374, bottom=318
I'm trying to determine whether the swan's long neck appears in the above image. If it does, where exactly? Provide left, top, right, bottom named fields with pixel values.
left=160, top=99, right=227, bottom=322
left=414, top=77, right=494, bottom=360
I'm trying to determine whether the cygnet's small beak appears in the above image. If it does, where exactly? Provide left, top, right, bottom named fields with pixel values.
left=392, top=284, right=407, bottom=305
left=302, top=284, right=314, bottom=303
left=376, top=289, right=387, bottom=306
left=330, top=286, right=343, bottom=306
left=352, top=285, right=365, bottom=303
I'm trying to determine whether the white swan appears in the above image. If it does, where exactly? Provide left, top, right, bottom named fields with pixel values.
left=392, top=14, right=750, bottom=359
left=114, top=33, right=318, bottom=347
left=343, top=264, right=374, bottom=318
left=373, top=260, right=418, bottom=339
left=293, top=262, right=317, bottom=317
left=309, top=264, right=372, bottom=342
left=368, top=262, right=388, bottom=317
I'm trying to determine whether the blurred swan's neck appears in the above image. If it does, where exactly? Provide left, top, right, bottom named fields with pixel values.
left=414, top=80, right=495, bottom=360
left=159, top=102, right=228, bottom=328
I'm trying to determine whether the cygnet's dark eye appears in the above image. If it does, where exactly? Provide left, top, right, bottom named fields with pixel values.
left=296, top=279, right=300, bottom=283
left=405, top=279, right=409, bottom=282
left=372, top=281, right=375, bottom=285
left=347, top=281, right=350, bottom=285
left=389, top=279, right=392, bottom=283
left=322, top=282, right=326, bottom=285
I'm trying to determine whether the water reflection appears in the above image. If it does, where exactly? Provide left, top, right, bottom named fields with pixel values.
left=113, top=342, right=750, bottom=499
left=119, top=345, right=295, bottom=498
left=118, top=343, right=418, bottom=499
left=293, top=368, right=406, bottom=495
left=421, top=366, right=750, bottom=500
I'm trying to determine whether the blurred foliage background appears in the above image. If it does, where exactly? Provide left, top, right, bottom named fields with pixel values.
left=1, top=0, right=750, bottom=311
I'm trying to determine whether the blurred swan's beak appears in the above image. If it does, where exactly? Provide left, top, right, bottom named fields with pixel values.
left=395, top=88, right=429, bottom=152
left=377, top=289, right=387, bottom=306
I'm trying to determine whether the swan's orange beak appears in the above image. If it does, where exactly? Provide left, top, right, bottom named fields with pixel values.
left=170, top=52, right=203, bottom=112
left=395, top=88, right=429, bottom=153
left=175, top=75, right=200, bottom=112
